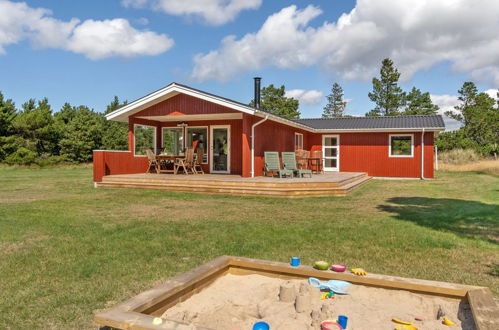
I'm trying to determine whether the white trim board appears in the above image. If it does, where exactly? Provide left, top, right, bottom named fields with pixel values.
left=388, top=134, right=414, bottom=158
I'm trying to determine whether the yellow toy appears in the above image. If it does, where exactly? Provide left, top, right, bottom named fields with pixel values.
left=394, top=325, right=418, bottom=330
left=351, top=268, right=367, bottom=276
left=392, top=317, right=413, bottom=325
left=442, top=317, right=455, bottom=326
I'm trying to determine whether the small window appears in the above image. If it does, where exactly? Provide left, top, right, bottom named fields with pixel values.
left=162, top=127, right=183, bottom=155
left=295, top=133, right=303, bottom=150
left=134, top=125, right=156, bottom=156
left=186, top=127, right=208, bottom=163
left=389, top=134, right=413, bottom=157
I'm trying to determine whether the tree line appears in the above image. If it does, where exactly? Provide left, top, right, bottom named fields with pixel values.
left=0, top=95, right=128, bottom=165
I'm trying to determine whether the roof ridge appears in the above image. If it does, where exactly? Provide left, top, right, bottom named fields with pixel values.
left=296, top=114, right=441, bottom=120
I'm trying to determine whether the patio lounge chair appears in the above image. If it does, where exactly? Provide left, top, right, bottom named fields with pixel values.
left=146, top=149, right=160, bottom=174
left=282, top=152, right=313, bottom=178
left=263, top=152, right=293, bottom=178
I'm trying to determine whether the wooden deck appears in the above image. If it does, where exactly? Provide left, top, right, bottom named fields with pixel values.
left=95, top=172, right=371, bottom=197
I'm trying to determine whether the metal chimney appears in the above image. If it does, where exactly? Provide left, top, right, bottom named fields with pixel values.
left=254, top=77, right=261, bottom=109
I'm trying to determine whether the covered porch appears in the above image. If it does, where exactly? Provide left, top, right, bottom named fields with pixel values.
left=95, top=172, right=370, bottom=197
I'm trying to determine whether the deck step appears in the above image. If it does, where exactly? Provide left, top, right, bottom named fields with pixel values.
left=96, top=175, right=371, bottom=197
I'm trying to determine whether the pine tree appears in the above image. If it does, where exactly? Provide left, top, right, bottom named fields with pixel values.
left=101, top=96, right=128, bottom=150
left=250, top=84, right=300, bottom=119
left=367, top=58, right=406, bottom=116
left=404, top=87, right=439, bottom=115
left=322, top=82, right=347, bottom=118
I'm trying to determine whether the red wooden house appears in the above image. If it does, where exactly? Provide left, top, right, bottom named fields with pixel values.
left=93, top=79, right=445, bottom=184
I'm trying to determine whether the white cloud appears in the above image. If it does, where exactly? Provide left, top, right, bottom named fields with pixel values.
left=430, top=94, right=462, bottom=131
left=285, top=89, right=323, bottom=105
left=192, top=1, right=499, bottom=85
left=122, top=0, right=262, bottom=25
left=0, top=0, right=173, bottom=59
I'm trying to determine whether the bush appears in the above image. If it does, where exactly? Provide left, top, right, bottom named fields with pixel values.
left=4, top=147, right=38, bottom=165
left=438, top=149, right=482, bottom=165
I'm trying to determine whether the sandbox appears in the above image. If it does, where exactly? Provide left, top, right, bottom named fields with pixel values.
left=94, top=256, right=499, bottom=330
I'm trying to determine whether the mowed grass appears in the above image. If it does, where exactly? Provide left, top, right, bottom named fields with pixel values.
left=0, top=166, right=498, bottom=329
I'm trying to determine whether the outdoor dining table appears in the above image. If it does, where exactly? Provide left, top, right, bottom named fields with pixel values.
left=155, top=154, right=184, bottom=174
left=306, top=157, right=323, bottom=174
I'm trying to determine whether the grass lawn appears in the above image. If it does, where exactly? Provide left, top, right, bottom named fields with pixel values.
left=0, top=166, right=498, bottom=329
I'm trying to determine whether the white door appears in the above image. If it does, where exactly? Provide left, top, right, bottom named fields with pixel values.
left=322, top=135, right=340, bottom=171
left=210, top=125, right=230, bottom=174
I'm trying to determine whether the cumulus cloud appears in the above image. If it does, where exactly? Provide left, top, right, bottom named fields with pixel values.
left=285, top=89, right=323, bottom=105
left=192, top=1, right=499, bottom=85
left=0, top=0, right=173, bottom=59
left=122, top=0, right=262, bottom=25
left=430, top=94, right=462, bottom=131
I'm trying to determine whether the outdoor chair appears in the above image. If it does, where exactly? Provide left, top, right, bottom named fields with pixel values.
left=295, top=149, right=310, bottom=170
left=282, top=152, right=312, bottom=178
left=174, top=147, right=195, bottom=174
left=263, top=151, right=293, bottom=178
left=145, top=149, right=160, bottom=174
left=193, top=148, right=205, bottom=174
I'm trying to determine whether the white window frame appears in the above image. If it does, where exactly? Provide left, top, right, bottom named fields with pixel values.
left=322, top=135, right=340, bottom=172
left=133, top=124, right=156, bottom=157
left=389, top=134, right=414, bottom=158
left=186, top=126, right=209, bottom=164
left=161, top=127, right=183, bottom=155
left=294, top=132, right=304, bottom=150
left=210, top=125, right=231, bottom=174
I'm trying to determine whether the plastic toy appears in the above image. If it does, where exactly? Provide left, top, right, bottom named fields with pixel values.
left=314, top=261, right=330, bottom=270
left=337, top=315, right=348, bottom=329
left=320, top=292, right=335, bottom=299
left=290, top=257, right=300, bottom=267
left=152, top=317, right=163, bottom=325
left=308, top=277, right=351, bottom=294
left=394, top=326, right=418, bottom=330
left=321, top=321, right=342, bottom=329
left=392, top=317, right=413, bottom=325
left=331, top=264, right=346, bottom=272
left=252, top=321, right=270, bottom=330
left=351, top=268, right=367, bottom=276
left=442, top=317, right=455, bottom=326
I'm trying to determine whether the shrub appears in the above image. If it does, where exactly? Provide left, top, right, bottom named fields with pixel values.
left=4, top=147, right=38, bottom=165
left=438, top=149, right=482, bottom=165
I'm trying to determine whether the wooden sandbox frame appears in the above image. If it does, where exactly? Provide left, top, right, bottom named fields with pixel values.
left=94, top=256, right=499, bottom=330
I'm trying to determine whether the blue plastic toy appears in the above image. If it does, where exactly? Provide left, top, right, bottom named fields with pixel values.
left=253, top=321, right=270, bottom=330
left=308, top=277, right=351, bottom=295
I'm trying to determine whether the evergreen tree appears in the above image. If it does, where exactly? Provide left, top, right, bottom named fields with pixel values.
left=404, top=87, right=439, bottom=115
left=0, top=92, right=18, bottom=160
left=445, top=81, right=478, bottom=124
left=367, top=58, right=406, bottom=116
left=250, top=84, right=300, bottom=119
left=322, top=82, right=347, bottom=118
left=59, top=106, right=105, bottom=162
left=101, top=96, right=129, bottom=150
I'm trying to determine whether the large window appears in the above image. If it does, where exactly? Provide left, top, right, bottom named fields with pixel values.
left=134, top=125, right=156, bottom=156
left=295, top=133, right=303, bottom=150
left=162, top=127, right=183, bottom=155
left=186, top=127, right=208, bottom=163
left=389, top=134, right=413, bottom=157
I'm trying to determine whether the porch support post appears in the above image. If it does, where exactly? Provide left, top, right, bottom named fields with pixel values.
left=156, top=123, right=162, bottom=153
left=128, top=118, right=134, bottom=152
left=241, top=114, right=252, bottom=177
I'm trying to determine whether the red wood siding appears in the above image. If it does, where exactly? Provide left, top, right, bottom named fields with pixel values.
left=252, top=120, right=309, bottom=176
left=307, top=131, right=434, bottom=178
left=134, top=94, right=239, bottom=117
left=93, top=151, right=148, bottom=182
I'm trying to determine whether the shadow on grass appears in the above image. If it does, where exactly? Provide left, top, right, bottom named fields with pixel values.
left=378, top=197, right=499, bottom=244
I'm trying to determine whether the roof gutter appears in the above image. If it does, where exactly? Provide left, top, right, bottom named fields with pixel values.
left=251, top=115, right=269, bottom=178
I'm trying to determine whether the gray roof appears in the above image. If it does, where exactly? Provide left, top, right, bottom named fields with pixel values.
left=293, top=115, right=445, bottom=130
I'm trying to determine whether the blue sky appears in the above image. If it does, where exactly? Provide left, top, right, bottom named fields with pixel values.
left=0, top=0, right=498, bottom=129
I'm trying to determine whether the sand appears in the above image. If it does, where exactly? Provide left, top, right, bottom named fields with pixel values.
left=161, top=274, right=476, bottom=330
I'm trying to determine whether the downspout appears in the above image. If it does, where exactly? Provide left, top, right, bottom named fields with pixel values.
left=421, top=128, right=425, bottom=180
left=251, top=115, right=268, bottom=178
